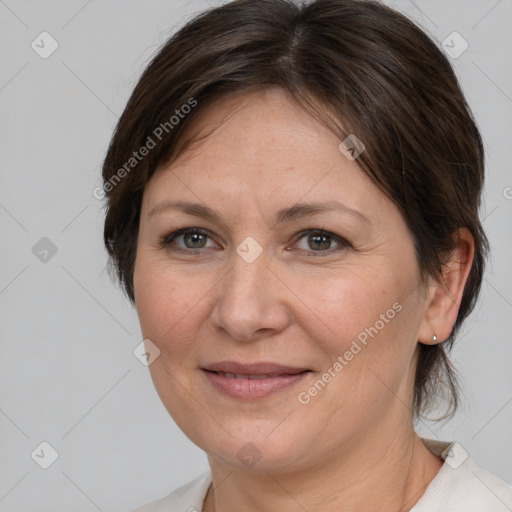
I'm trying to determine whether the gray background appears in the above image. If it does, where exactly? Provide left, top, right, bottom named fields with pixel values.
left=0, top=0, right=511, bottom=511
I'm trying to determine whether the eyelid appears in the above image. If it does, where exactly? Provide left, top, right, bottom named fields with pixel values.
left=160, top=227, right=218, bottom=249
left=291, top=227, right=350, bottom=253
left=159, top=226, right=350, bottom=254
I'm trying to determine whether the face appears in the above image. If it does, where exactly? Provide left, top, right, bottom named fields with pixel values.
left=133, top=88, right=429, bottom=472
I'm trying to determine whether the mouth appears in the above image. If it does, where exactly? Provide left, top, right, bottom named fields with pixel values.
left=201, top=361, right=312, bottom=399
left=211, top=371, right=307, bottom=379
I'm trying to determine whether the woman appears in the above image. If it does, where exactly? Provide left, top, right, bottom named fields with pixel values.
left=100, top=0, right=512, bottom=510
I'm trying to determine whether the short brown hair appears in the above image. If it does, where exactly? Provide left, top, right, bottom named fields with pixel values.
left=101, top=0, right=489, bottom=419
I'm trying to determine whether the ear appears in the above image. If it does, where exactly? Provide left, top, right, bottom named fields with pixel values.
left=418, top=228, right=475, bottom=345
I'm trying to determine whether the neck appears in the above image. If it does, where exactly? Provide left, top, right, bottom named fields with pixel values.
left=203, top=425, right=442, bottom=512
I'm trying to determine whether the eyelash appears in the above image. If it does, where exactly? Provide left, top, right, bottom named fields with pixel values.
left=159, top=227, right=351, bottom=257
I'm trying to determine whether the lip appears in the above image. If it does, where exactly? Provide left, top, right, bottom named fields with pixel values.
left=202, top=361, right=310, bottom=375
left=201, top=361, right=312, bottom=399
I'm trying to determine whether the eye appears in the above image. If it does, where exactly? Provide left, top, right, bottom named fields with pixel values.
left=160, top=228, right=219, bottom=251
left=292, top=228, right=350, bottom=255
left=159, top=227, right=350, bottom=256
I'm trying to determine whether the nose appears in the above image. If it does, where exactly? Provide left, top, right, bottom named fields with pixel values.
left=210, top=246, right=290, bottom=342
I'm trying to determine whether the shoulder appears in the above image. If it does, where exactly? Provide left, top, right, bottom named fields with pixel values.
left=413, top=439, right=512, bottom=512
left=128, top=471, right=212, bottom=512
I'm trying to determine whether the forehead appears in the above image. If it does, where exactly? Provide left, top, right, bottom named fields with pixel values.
left=141, top=88, right=394, bottom=228
left=149, top=89, right=359, bottom=189
left=171, top=89, right=340, bottom=168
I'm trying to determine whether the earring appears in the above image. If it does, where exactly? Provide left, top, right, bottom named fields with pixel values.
left=432, top=333, right=437, bottom=342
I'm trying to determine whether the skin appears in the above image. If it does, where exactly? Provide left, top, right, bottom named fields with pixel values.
left=133, top=88, right=474, bottom=512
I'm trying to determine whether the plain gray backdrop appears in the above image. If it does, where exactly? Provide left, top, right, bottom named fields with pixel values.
left=1, top=0, right=511, bottom=511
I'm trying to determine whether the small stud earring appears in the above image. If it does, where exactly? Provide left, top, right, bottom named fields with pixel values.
left=432, top=333, right=437, bottom=342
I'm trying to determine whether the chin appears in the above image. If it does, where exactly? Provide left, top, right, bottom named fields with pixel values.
left=197, top=423, right=316, bottom=473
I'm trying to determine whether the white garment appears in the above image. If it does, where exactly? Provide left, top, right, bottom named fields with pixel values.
left=129, top=439, right=512, bottom=511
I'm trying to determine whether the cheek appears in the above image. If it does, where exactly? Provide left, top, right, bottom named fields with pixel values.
left=294, top=263, right=420, bottom=402
left=133, top=254, right=221, bottom=393
left=133, top=258, right=209, bottom=422
left=291, top=264, right=402, bottom=349
left=134, top=254, right=202, bottom=340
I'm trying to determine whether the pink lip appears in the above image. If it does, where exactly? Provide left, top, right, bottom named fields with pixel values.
left=201, top=361, right=312, bottom=399
left=202, top=361, right=309, bottom=375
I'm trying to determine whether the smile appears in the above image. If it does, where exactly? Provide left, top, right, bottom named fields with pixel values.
left=202, top=369, right=311, bottom=399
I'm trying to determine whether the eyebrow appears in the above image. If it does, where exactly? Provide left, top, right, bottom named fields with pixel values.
left=147, top=200, right=372, bottom=227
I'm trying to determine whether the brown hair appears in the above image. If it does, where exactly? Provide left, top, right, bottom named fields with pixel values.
left=101, top=0, right=488, bottom=419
